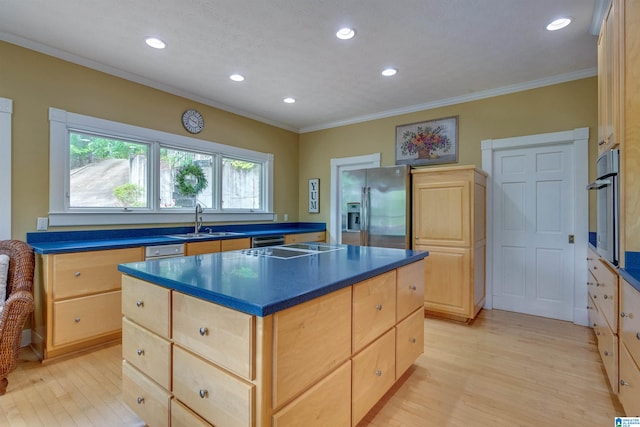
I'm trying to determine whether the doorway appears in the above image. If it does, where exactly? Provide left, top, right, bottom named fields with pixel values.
left=329, top=153, right=380, bottom=243
left=0, top=97, right=12, bottom=240
left=482, top=128, right=589, bottom=325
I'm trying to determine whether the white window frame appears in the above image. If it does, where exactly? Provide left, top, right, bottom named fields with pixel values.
left=49, top=107, right=274, bottom=226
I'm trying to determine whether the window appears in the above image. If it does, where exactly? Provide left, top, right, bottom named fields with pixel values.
left=49, top=108, right=274, bottom=226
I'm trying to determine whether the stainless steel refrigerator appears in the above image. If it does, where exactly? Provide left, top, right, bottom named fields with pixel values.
left=341, top=165, right=410, bottom=249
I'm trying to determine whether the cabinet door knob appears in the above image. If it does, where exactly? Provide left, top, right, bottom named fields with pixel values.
left=199, top=389, right=208, bottom=399
left=137, top=349, right=144, bottom=356
left=136, top=397, right=144, bottom=404
left=74, top=317, right=81, bottom=323
left=199, top=327, right=209, bottom=336
left=375, top=304, right=383, bottom=311
left=604, top=351, right=609, bottom=356
left=410, top=337, right=417, bottom=344
left=620, top=379, right=629, bottom=386
left=604, top=294, right=608, bottom=300
left=375, top=370, right=382, bottom=377
left=74, top=271, right=81, bottom=277
left=636, top=332, right=640, bottom=341
left=410, top=285, right=417, bottom=291
left=136, top=300, right=144, bottom=308
left=621, top=312, right=627, bottom=317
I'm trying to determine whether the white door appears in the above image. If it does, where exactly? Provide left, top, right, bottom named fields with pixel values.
left=492, top=143, right=575, bottom=321
left=0, top=98, right=12, bottom=240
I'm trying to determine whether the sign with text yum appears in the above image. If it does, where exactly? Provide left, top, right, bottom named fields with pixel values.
left=309, top=178, right=319, bottom=213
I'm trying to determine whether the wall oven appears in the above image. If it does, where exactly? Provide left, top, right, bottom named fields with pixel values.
left=587, top=149, right=619, bottom=265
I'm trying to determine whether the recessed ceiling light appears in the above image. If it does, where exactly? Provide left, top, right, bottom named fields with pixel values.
left=230, top=74, right=245, bottom=82
left=283, top=97, right=296, bottom=104
left=546, top=17, right=572, bottom=31
left=381, top=68, right=398, bottom=77
left=336, top=27, right=356, bottom=40
left=145, top=37, right=166, bottom=49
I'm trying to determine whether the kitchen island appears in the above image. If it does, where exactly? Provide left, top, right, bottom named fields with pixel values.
left=118, top=244, right=427, bottom=427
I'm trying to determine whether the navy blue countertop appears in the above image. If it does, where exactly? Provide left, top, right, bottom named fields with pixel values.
left=118, top=244, right=428, bottom=317
left=26, top=222, right=325, bottom=254
left=589, top=232, right=640, bottom=292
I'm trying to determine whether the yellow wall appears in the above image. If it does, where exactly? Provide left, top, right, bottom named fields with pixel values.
left=0, top=41, right=300, bottom=239
left=298, top=77, right=598, bottom=234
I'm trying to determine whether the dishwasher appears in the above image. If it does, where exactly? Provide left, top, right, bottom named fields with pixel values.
left=145, top=243, right=185, bottom=260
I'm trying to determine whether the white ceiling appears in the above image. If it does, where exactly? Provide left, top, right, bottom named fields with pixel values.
left=0, top=0, right=601, bottom=133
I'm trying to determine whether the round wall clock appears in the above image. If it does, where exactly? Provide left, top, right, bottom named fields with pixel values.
left=182, top=109, right=204, bottom=134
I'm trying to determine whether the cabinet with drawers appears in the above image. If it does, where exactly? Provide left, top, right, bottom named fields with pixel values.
left=33, top=246, right=143, bottom=361
left=185, top=237, right=251, bottom=256
left=122, top=258, right=424, bottom=426
left=587, top=246, right=619, bottom=393
left=619, top=278, right=640, bottom=416
left=284, top=231, right=326, bottom=244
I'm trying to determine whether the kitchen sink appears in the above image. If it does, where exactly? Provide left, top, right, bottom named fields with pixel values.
left=167, top=231, right=242, bottom=239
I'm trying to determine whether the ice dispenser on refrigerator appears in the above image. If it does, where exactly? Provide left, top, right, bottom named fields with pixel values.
left=346, top=203, right=361, bottom=231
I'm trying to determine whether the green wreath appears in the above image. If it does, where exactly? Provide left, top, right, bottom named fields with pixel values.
left=175, top=164, right=208, bottom=197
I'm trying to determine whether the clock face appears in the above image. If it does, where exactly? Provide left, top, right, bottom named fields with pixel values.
left=182, top=109, right=204, bottom=134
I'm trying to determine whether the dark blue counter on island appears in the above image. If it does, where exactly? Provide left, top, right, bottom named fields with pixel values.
left=118, top=244, right=428, bottom=316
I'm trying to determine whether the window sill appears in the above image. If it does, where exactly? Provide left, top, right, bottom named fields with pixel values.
left=47, top=211, right=275, bottom=227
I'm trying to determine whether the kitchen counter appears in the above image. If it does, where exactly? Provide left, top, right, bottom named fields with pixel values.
left=118, top=244, right=427, bottom=316
left=26, top=222, right=325, bottom=254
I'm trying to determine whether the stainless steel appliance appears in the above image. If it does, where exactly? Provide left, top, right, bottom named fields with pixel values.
left=341, top=165, right=410, bottom=249
left=251, top=235, right=285, bottom=248
left=587, top=149, right=619, bottom=265
left=145, top=243, right=185, bottom=260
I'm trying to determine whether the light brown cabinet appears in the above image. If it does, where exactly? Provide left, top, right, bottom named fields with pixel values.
left=185, top=237, right=251, bottom=256
left=122, top=258, right=424, bottom=426
left=597, top=0, right=619, bottom=154
left=619, top=279, right=640, bottom=415
left=412, top=166, right=487, bottom=321
left=284, top=231, right=326, bottom=244
left=34, top=246, right=143, bottom=361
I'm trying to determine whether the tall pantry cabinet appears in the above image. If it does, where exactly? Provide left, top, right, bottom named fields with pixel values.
left=412, top=166, right=487, bottom=321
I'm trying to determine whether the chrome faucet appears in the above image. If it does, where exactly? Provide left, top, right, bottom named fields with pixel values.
left=195, top=203, right=203, bottom=234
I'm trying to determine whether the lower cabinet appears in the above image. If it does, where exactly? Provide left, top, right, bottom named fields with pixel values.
left=284, top=231, right=326, bottom=244
left=619, top=278, right=640, bottom=416
left=122, top=259, right=425, bottom=426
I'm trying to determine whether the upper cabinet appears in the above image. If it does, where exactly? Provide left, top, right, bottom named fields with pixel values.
left=597, top=0, right=620, bottom=154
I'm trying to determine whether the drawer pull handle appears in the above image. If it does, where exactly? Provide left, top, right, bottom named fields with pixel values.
left=375, top=304, right=383, bottom=311
left=596, top=331, right=601, bottom=336
left=199, top=327, right=209, bottom=336
left=137, top=349, right=144, bottom=356
left=136, top=397, right=144, bottom=404
left=604, top=351, right=609, bottom=356
left=636, top=332, right=640, bottom=341
left=604, top=294, right=608, bottom=300
left=593, top=295, right=597, bottom=299
left=620, top=380, right=629, bottom=387
left=410, top=337, right=417, bottom=344
left=74, top=271, right=81, bottom=277
left=621, top=312, right=627, bottom=317
left=410, top=285, right=417, bottom=291
left=199, top=389, right=208, bottom=399
left=375, top=370, right=382, bottom=377
left=136, top=300, right=144, bottom=308
left=74, top=317, right=81, bottom=323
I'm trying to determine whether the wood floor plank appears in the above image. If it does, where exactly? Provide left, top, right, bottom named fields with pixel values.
left=2, top=309, right=625, bottom=426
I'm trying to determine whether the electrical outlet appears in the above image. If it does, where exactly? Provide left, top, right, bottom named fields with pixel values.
left=284, top=213, right=288, bottom=221
left=36, top=217, right=48, bottom=231
left=273, top=213, right=278, bottom=222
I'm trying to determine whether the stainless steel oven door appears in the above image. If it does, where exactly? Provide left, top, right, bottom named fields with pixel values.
left=588, top=174, right=618, bottom=265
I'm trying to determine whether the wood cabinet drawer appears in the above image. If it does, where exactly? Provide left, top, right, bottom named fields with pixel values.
left=51, top=247, right=142, bottom=299
left=590, top=271, right=618, bottom=332
left=621, top=279, right=640, bottom=363
left=273, top=360, right=351, bottom=427
left=284, top=231, right=326, bottom=244
left=122, top=361, right=171, bottom=427
left=396, top=260, right=425, bottom=321
left=619, top=342, right=640, bottom=417
left=395, top=308, right=424, bottom=379
left=587, top=293, right=600, bottom=330
left=185, top=240, right=221, bottom=256
left=122, top=317, right=172, bottom=390
left=352, top=328, right=396, bottom=426
left=595, top=320, right=618, bottom=393
left=122, top=275, right=171, bottom=338
left=353, top=270, right=396, bottom=353
left=173, top=346, right=254, bottom=427
left=173, top=292, right=254, bottom=379
left=273, top=287, right=351, bottom=409
left=171, top=399, right=213, bottom=427
left=52, top=290, right=121, bottom=346
left=221, top=238, right=251, bottom=251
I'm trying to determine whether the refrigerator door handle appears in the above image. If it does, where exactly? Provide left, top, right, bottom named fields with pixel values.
left=360, top=187, right=366, bottom=245
left=362, top=187, right=371, bottom=246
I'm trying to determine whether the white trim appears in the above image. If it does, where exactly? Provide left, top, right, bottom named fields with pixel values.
left=329, top=154, right=381, bottom=243
left=0, top=98, right=12, bottom=239
left=590, top=0, right=610, bottom=36
left=49, top=107, right=275, bottom=226
left=481, top=127, right=589, bottom=325
left=300, top=68, right=597, bottom=133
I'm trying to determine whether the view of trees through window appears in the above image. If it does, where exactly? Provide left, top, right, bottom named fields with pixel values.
left=69, top=131, right=148, bottom=208
left=69, top=132, right=263, bottom=211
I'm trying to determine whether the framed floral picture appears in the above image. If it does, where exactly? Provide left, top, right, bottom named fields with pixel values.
left=395, top=116, right=458, bottom=166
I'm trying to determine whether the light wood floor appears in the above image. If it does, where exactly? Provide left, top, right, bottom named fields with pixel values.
left=2, top=309, right=624, bottom=427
